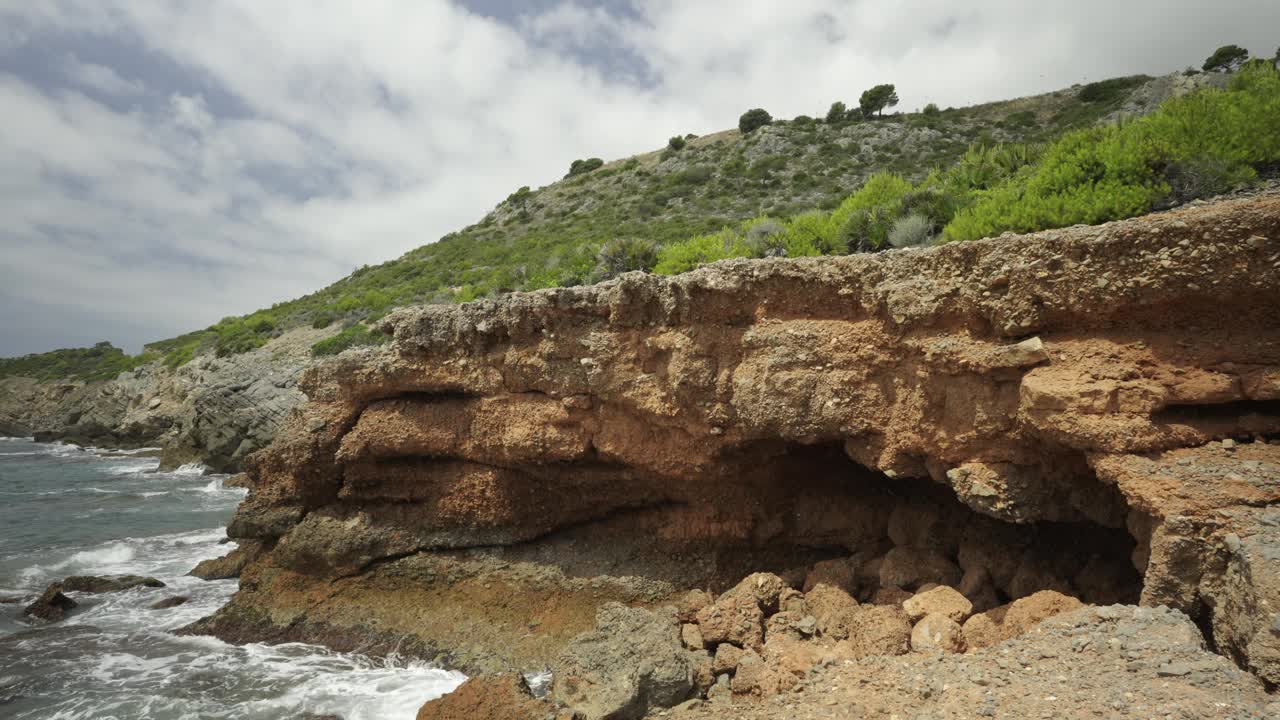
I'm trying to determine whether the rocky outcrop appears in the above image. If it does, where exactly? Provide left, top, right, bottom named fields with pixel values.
left=191, top=191, right=1280, bottom=702
left=22, top=583, right=77, bottom=623
left=0, top=327, right=331, bottom=472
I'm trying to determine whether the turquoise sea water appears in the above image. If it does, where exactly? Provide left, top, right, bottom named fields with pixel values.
left=0, top=437, right=463, bottom=719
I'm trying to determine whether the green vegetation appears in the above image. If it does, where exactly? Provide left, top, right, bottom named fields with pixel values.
left=859, top=84, right=899, bottom=118
left=826, top=101, right=848, bottom=124
left=946, top=64, right=1280, bottom=240
left=13, top=64, right=1272, bottom=381
left=1203, top=44, right=1250, bottom=73
left=310, top=324, right=390, bottom=357
left=566, top=158, right=604, bottom=178
left=0, top=342, right=154, bottom=382
left=738, top=108, right=772, bottom=134
left=923, top=103, right=940, bottom=116
left=668, top=135, right=687, bottom=151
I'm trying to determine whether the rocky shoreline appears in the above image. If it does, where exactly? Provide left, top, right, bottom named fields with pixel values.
left=180, top=191, right=1279, bottom=716
left=0, top=325, right=333, bottom=473
left=4, top=190, right=1279, bottom=717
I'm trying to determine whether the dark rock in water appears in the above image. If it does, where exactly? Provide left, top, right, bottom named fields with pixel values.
left=297, top=714, right=344, bottom=720
left=23, top=583, right=77, bottom=622
left=0, top=596, right=24, bottom=604
left=189, top=541, right=264, bottom=581
left=149, top=596, right=190, bottom=610
left=62, top=575, right=166, bottom=593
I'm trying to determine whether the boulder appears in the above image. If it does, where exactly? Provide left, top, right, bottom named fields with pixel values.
left=803, top=584, right=860, bottom=640
left=680, top=623, right=705, bottom=651
left=803, top=558, right=856, bottom=594
left=879, top=546, right=962, bottom=590
left=730, top=649, right=797, bottom=698
left=62, top=575, right=165, bottom=593
left=903, top=586, right=973, bottom=623
left=675, top=589, right=714, bottom=623
left=712, top=643, right=746, bottom=676
left=553, top=603, right=695, bottom=720
left=416, top=674, right=551, bottom=720
left=957, top=568, right=1002, bottom=613
left=963, top=590, right=1086, bottom=650
left=870, top=587, right=913, bottom=606
left=189, top=541, right=265, bottom=580
left=150, top=596, right=190, bottom=610
left=23, top=583, right=77, bottom=622
left=911, top=613, right=966, bottom=653
left=721, top=572, right=787, bottom=614
left=840, top=605, right=913, bottom=658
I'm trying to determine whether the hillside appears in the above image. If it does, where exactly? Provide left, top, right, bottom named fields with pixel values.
left=2, top=68, right=1265, bottom=379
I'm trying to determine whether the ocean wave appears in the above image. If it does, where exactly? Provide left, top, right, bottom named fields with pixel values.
left=103, top=460, right=162, bottom=475
left=170, top=462, right=209, bottom=477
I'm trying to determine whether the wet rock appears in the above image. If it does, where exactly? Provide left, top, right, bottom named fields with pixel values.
left=416, top=674, right=551, bottom=720
left=553, top=603, right=695, bottom=719
left=23, top=583, right=77, bottom=623
left=0, top=596, right=22, bottom=604
left=61, top=575, right=165, bottom=593
left=150, top=596, right=190, bottom=610
left=188, top=541, right=264, bottom=580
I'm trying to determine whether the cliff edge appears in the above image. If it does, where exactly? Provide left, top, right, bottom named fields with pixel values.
left=190, top=191, right=1280, bottom=714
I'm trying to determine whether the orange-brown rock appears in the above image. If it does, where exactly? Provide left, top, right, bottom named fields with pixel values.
left=962, top=590, right=1085, bottom=650
left=415, top=674, right=550, bottom=720
left=188, top=193, right=1280, bottom=693
left=903, top=585, right=973, bottom=623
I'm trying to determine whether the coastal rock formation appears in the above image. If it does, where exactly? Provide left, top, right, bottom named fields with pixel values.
left=190, top=192, right=1280, bottom=709
left=0, top=327, right=330, bottom=472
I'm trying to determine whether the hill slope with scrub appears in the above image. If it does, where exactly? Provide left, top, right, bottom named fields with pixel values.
left=5, top=64, right=1276, bottom=383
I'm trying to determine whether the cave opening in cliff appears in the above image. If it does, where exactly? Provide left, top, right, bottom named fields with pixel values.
left=696, top=440, right=1144, bottom=609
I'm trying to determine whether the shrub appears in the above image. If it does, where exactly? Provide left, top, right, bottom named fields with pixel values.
left=1203, top=44, right=1250, bottom=73
left=566, top=158, right=604, bottom=178
left=922, top=103, right=940, bottom=116
left=859, top=84, right=899, bottom=118
left=505, top=186, right=532, bottom=205
left=311, top=312, right=336, bottom=329
left=793, top=115, right=815, bottom=126
left=311, top=324, right=391, bottom=357
left=744, top=218, right=788, bottom=256
left=738, top=108, right=772, bottom=134
left=887, top=213, right=935, bottom=248
left=944, top=63, right=1280, bottom=241
left=596, top=237, right=658, bottom=278
left=668, top=135, right=687, bottom=151
left=653, top=229, right=751, bottom=274
left=826, top=101, right=848, bottom=124
left=1162, top=155, right=1254, bottom=205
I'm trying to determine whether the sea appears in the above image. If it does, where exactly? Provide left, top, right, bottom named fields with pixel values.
left=0, top=436, right=464, bottom=719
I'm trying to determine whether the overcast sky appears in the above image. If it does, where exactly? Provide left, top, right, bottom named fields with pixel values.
left=0, top=1, right=1276, bottom=356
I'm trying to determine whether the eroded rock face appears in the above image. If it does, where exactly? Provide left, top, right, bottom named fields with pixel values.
left=194, top=193, right=1280, bottom=686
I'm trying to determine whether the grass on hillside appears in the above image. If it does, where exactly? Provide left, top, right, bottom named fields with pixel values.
left=0, top=343, right=154, bottom=382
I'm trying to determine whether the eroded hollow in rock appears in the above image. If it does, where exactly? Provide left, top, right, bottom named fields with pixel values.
left=398, top=441, right=1145, bottom=611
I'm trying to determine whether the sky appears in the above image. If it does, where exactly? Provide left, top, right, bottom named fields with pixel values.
left=0, top=1, right=1277, bottom=356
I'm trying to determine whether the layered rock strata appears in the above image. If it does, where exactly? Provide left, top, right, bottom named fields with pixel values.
left=193, top=193, right=1280, bottom=692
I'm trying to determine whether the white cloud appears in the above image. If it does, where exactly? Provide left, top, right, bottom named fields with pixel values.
left=1, top=0, right=1279, bottom=354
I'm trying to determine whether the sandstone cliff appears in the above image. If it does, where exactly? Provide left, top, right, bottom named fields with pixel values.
left=188, top=189, right=1280, bottom=707
left=0, top=327, right=329, bottom=472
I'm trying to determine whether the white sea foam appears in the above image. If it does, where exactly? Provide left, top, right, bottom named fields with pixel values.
left=171, top=462, right=209, bottom=477
left=104, top=459, right=161, bottom=475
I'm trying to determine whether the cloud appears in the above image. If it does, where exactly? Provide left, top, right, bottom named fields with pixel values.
left=0, top=0, right=1278, bottom=355
left=61, top=54, right=144, bottom=96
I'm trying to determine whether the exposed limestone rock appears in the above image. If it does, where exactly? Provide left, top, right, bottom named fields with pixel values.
left=188, top=541, right=266, bottom=580
left=0, top=327, right=330, bottom=472
left=552, top=603, right=696, bottom=720
left=187, top=193, right=1280, bottom=693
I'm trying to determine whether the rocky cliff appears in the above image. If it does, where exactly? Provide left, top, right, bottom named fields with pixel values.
left=0, top=327, right=330, bottom=472
left=186, top=189, right=1280, bottom=714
